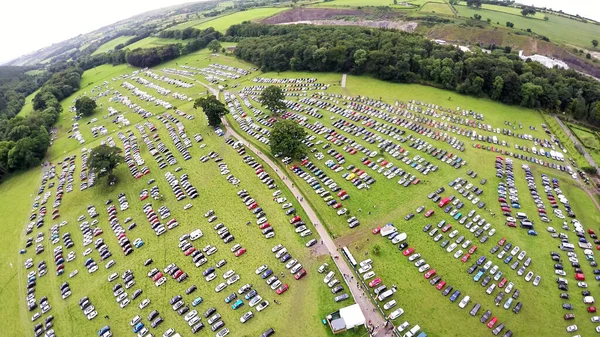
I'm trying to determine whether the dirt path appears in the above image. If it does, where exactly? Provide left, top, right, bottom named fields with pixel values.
left=222, top=118, right=392, bottom=336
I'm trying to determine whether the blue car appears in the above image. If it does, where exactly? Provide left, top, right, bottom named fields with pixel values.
left=476, top=256, right=486, bottom=266
left=474, top=270, right=484, bottom=282
left=98, top=326, right=110, bottom=336
left=192, top=297, right=203, bottom=307
left=232, top=299, right=244, bottom=310
left=504, top=255, right=513, bottom=264
left=527, top=230, right=538, bottom=236
left=261, top=269, right=273, bottom=279
left=133, top=322, right=144, bottom=333
left=450, top=290, right=461, bottom=302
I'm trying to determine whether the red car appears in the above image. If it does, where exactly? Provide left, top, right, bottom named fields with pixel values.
left=424, top=269, right=436, bottom=279
left=152, top=272, right=164, bottom=282
left=289, top=216, right=301, bottom=224
left=248, top=203, right=258, bottom=210
left=506, top=222, right=516, bottom=228
left=402, top=247, right=415, bottom=256
left=441, top=224, right=452, bottom=233
left=235, top=248, right=247, bottom=257
left=486, top=317, right=498, bottom=329
left=498, top=238, right=506, bottom=246
left=589, top=229, right=596, bottom=235
left=436, top=281, right=446, bottom=290
left=412, top=179, right=421, bottom=185
left=576, top=273, right=585, bottom=281
left=498, top=278, right=508, bottom=288
left=461, top=254, right=471, bottom=263
left=332, top=203, right=342, bottom=209
left=276, top=284, right=289, bottom=295
left=424, top=210, right=434, bottom=217
left=337, top=190, right=347, bottom=197
left=259, top=223, right=271, bottom=230
left=294, top=269, right=306, bottom=280
left=372, top=227, right=381, bottom=235
left=468, top=246, right=478, bottom=254
left=184, top=247, right=196, bottom=256
left=588, top=306, right=597, bottom=313
left=369, top=278, right=382, bottom=288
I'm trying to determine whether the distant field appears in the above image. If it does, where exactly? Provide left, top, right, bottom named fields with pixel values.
left=419, top=2, right=454, bottom=16
left=454, top=5, right=600, bottom=47
left=476, top=3, right=544, bottom=19
left=126, top=36, right=183, bottom=49
left=93, top=36, right=135, bottom=55
left=311, top=0, right=431, bottom=7
left=568, top=123, right=600, bottom=149
left=16, top=89, right=39, bottom=117
left=193, top=7, right=288, bottom=32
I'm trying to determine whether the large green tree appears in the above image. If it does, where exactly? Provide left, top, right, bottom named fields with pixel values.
left=593, top=40, right=599, bottom=48
left=269, top=119, right=307, bottom=159
left=260, top=86, right=286, bottom=116
left=193, top=95, right=229, bottom=127
left=207, top=39, right=222, bottom=52
left=521, top=6, right=536, bottom=17
left=75, top=96, right=97, bottom=116
left=89, top=145, right=123, bottom=184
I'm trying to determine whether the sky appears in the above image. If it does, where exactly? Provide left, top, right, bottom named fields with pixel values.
left=0, top=0, right=195, bottom=64
left=0, top=0, right=598, bottom=64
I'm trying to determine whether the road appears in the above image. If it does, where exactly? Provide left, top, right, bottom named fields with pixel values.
left=553, top=116, right=599, bottom=172
left=222, top=119, right=392, bottom=336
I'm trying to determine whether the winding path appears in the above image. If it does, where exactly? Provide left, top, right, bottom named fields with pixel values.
left=222, top=118, right=392, bottom=336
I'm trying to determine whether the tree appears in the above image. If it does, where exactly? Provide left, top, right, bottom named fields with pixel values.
left=89, top=145, right=123, bottom=184
left=207, top=39, right=222, bottom=52
left=506, top=21, right=514, bottom=28
left=492, top=76, right=504, bottom=100
left=260, top=86, right=286, bottom=116
left=466, top=0, right=482, bottom=8
left=193, top=95, right=229, bottom=127
left=593, top=40, right=599, bottom=48
left=473, top=14, right=482, bottom=20
left=269, top=119, right=307, bottom=159
left=75, top=96, right=97, bottom=116
left=544, top=16, right=549, bottom=21
left=521, top=6, right=536, bottom=17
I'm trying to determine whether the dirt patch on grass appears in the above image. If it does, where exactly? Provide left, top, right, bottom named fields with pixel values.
left=262, top=7, right=418, bottom=32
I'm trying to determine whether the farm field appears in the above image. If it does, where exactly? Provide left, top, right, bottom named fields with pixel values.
left=568, top=123, right=600, bottom=150
left=221, top=62, right=599, bottom=336
left=4, top=43, right=600, bottom=337
left=17, top=89, right=40, bottom=117
left=126, top=37, right=184, bottom=50
left=311, top=0, right=432, bottom=7
left=475, top=4, right=544, bottom=19
left=93, top=36, right=135, bottom=55
left=4, top=49, right=367, bottom=337
left=192, top=8, right=289, bottom=32
left=454, top=5, right=600, bottom=48
left=419, top=2, right=455, bottom=16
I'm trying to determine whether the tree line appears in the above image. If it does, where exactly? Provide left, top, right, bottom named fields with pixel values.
left=126, top=28, right=222, bottom=68
left=227, top=23, right=600, bottom=125
left=0, top=67, right=83, bottom=179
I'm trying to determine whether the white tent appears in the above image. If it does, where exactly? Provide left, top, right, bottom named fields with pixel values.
left=339, top=304, right=366, bottom=329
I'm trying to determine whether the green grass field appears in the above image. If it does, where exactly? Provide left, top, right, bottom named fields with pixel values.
left=454, top=5, right=600, bottom=48
left=568, top=123, right=600, bottom=149
left=419, top=2, right=455, bottom=16
left=192, top=8, right=288, bottom=32
left=475, top=3, right=544, bottom=19
left=2, top=49, right=369, bottom=337
left=93, top=36, right=135, bottom=55
left=311, top=0, right=432, bottom=7
left=17, top=89, right=40, bottom=117
left=126, top=37, right=183, bottom=50
left=4, top=43, right=600, bottom=337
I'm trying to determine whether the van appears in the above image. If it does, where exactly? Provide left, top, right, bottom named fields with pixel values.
left=516, top=212, right=527, bottom=219
left=378, top=288, right=396, bottom=302
left=403, top=324, right=421, bottom=337
left=190, top=229, right=203, bottom=241
left=359, top=259, right=372, bottom=268
left=559, top=243, right=575, bottom=252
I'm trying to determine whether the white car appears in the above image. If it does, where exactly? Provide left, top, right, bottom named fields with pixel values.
left=418, top=264, right=430, bottom=273
left=139, top=299, right=150, bottom=309
left=255, top=265, right=268, bottom=275
left=524, top=271, right=534, bottom=282
left=458, top=295, right=470, bottom=308
left=578, top=282, right=588, bottom=288
left=566, top=325, right=578, bottom=332
left=324, top=271, right=334, bottom=283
